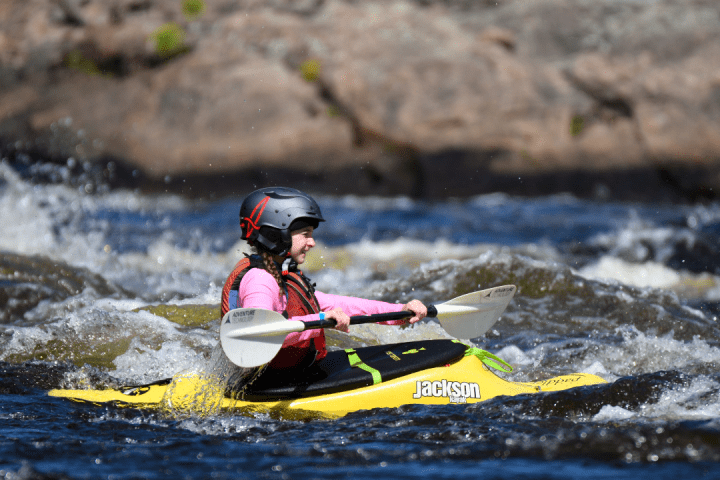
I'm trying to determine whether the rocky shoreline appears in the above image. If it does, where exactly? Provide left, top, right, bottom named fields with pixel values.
left=2, top=0, right=719, bottom=202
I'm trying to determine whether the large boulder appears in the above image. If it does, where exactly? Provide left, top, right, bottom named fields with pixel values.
left=1, top=0, right=719, bottom=200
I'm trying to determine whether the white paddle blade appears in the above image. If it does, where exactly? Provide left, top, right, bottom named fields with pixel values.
left=436, top=285, right=516, bottom=339
left=220, top=308, right=294, bottom=367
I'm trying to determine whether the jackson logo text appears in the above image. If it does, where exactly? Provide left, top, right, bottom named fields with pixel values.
left=413, top=380, right=481, bottom=403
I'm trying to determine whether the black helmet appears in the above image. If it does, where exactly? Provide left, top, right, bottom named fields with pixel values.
left=239, top=187, right=324, bottom=256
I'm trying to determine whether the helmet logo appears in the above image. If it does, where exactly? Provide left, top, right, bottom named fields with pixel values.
left=242, top=196, right=270, bottom=240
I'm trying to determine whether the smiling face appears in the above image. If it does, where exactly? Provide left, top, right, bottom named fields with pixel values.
left=288, top=226, right=315, bottom=264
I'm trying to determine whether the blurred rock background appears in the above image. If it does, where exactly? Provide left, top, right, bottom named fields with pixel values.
left=1, top=0, right=719, bottom=201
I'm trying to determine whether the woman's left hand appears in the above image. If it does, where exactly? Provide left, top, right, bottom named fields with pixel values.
left=402, top=299, right=427, bottom=324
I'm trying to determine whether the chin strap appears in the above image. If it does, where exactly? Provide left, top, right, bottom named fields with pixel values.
left=280, top=257, right=294, bottom=277
left=280, top=258, right=292, bottom=277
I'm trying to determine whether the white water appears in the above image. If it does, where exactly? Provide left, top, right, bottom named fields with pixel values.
left=2, top=160, right=720, bottom=424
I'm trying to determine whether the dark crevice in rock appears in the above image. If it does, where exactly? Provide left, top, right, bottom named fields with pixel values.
left=61, top=47, right=133, bottom=78
left=145, top=47, right=195, bottom=70
left=52, top=0, right=87, bottom=27
left=58, top=40, right=194, bottom=79
left=565, top=71, right=635, bottom=121
left=564, top=69, right=644, bottom=146
left=126, top=0, right=153, bottom=13
left=412, top=0, right=507, bottom=10
left=597, top=96, right=633, bottom=119
left=270, top=0, right=326, bottom=17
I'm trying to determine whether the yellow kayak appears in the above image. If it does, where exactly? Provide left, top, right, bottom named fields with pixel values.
left=49, top=340, right=606, bottom=419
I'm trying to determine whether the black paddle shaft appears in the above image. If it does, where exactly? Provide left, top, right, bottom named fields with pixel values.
left=304, top=304, right=438, bottom=330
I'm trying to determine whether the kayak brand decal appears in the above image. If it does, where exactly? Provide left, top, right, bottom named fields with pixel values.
left=413, top=380, right=481, bottom=403
left=535, top=374, right=587, bottom=387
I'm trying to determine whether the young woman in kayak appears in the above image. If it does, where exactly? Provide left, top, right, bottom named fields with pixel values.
left=221, top=186, right=427, bottom=374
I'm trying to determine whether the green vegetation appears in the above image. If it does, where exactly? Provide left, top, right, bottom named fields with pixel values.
left=182, top=0, right=206, bottom=20
left=151, top=22, right=188, bottom=58
left=64, top=50, right=104, bottom=76
left=570, top=115, right=585, bottom=136
left=300, top=59, right=321, bottom=82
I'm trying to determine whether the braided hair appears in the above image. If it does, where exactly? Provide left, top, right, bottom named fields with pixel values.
left=258, top=249, right=285, bottom=296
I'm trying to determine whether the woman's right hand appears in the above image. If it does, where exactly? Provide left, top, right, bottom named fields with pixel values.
left=323, top=308, right=351, bottom=333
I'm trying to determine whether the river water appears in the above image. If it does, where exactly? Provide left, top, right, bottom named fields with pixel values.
left=1, top=160, right=720, bottom=479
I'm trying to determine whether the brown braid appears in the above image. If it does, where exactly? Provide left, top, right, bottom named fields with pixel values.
left=259, top=249, right=285, bottom=297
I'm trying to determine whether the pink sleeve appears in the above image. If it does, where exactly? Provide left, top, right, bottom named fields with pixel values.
left=315, top=291, right=407, bottom=325
left=238, top=269, right=323, bottom=347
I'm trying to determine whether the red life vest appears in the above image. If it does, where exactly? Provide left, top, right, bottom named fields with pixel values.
left=220, top=256, right=326, bottom=370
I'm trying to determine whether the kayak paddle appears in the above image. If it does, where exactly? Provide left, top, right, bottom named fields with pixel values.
left=220, top=284, right=516, bottom=367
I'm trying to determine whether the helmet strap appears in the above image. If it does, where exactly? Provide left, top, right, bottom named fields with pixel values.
left=281, top=257, right=294, bottom=277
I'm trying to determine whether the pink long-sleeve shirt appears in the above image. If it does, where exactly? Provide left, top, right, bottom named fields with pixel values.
left=238, top=268, right=406, bottom=351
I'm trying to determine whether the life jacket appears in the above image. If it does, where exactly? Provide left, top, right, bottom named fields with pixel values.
left=220, top=255, right=325, bottom=370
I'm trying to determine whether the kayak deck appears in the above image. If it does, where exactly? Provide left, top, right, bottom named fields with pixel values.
left=48, top=355, right=606, bottom=418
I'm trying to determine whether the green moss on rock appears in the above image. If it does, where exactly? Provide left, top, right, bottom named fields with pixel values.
left=451, top=258, right=593, bottom=300
left=134, top=304, right=219, bottom=328
left=6, top=337, right=133, bottom=369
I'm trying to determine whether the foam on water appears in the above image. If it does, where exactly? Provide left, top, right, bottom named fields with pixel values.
left=0, top=163, right=62, bottom=255
left=493, top=345, right=535, bottom=368
left=577, top=256, right=720, bottom=301
left=342, top=237, right=494, bottom=263
left=645, top=375, right=720, bottom=420
left=593, top=405, right=637, bottom=422
left=593, top=374, right=720, bottom=423
left=0, top=162, right=227, bottom=300
left=346, top=320, right=453, bottom=346
left=578, top=256, right=681, bottom=289
left=536, top=325, right=720, bottom=379
left=113, top=339, right=209, bottom=384
left=0, top=288, right=219, bottom=383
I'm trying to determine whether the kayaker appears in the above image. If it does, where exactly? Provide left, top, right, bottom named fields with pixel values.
left=221, top=186, right=427, bottom=373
